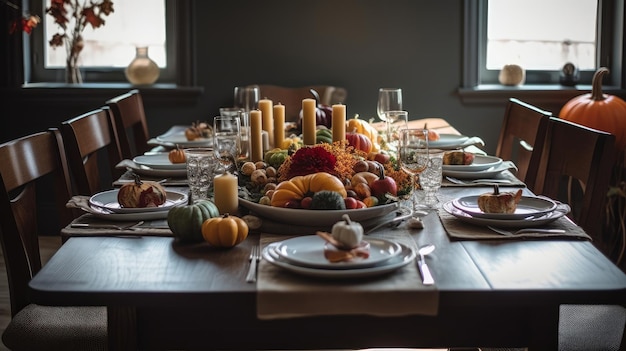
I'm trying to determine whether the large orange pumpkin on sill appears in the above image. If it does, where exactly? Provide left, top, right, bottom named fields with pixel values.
left=559, top=67, right=626, bottom=152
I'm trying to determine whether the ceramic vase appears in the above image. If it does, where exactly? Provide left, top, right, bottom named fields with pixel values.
left=125, top=46, right=160, bottom=85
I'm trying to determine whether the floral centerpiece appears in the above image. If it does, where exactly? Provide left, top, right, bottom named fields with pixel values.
left=46, top=0, right=114, bottom=83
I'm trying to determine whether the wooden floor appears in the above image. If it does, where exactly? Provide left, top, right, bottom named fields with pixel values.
left=0, top=236, right=62, bottom=351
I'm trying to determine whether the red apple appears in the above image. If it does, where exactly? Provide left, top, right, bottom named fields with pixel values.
left=344, top=197, right=358, bottom=209
left=285, top=199, right=301, bottom=209
left=355, top=200, right=367, bottom=209
left=300, top=196, right=313, bottom=209
left=369, top=162, right=397, bottom=197
left=373, top=152, right=390, bottom=164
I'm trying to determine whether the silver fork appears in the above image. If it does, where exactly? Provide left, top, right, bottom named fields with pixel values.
left=487, top=226, right=565, bottom=236
left=245, top=245, right=260, bottom=283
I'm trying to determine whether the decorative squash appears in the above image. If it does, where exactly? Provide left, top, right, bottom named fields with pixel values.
left=167, top=197, right=220, bottom=243
left=310, top=190, right=346, bottom=210
left=117, top=174, right=167, bottom=208
left=168, top=146, right=186, bottom=164
left=560, top=67, right=626, bottom=151
left=345, top=131, right=373, bottom=153
left=331, top=214, right=363, bottom=248
left=270, top=172, right=347, bottom=207
left=297, top=89, right=333, bottom=130
left=346, top=114, right=380, bottom=152
left=201, top=213, right=249, bottom=248
left=315, top=128, right=333, bottom=144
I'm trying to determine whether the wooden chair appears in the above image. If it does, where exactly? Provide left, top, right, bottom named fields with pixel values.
left=256, top=84, right=348, bottom=122
left=106, top=89, right=151, bottom=159
left=495, top=97, right=551, bottom=184
left=0, top=129, right=107, bottom=350
left=60, top=106, right=124, bottom=195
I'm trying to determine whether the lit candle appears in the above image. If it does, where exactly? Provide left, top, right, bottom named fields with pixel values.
left=332, top=103, right=346, bottom=142
left=250, top=110, right=263, bottom=162
left=213, top=171, right=239, bottom=215
left=302, top=98, right=317, bottom=145
left=273, top=103, right=285, bottom=149
left=258, top=99, right=274, bottom=148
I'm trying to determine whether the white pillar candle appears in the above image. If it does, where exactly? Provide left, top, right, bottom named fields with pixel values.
left=302, top=98, right=317, bottom=145
left=250, top=110, right=263, bottom=162
left=258, top=99, right=274, bottom=148
left=332, top=103, right=346, bottom=142
left=213, top=171, right=238, bottom=215
left=273, top=103, right=285, bottom=149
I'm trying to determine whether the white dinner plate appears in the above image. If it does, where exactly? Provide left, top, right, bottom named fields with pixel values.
left=274, top=235, right=402, bottom=270
left=238, top=198, right=399, bottom=226
left=442, top=161, right=516, bottom=179
left=85, top=206, right=173, bottom=221
left=89, top=189, right=188, bottom=214
left=129, top=166, right=188, bottom=178
left=428, top=134, right=470, bottom=149
left=452, top=195, right=557, bottom=220
left=443, top=200, right=567, bottom=228
left=133, top=154, right=187, bottom=170
left=263, top=242, right=415, bottom=279
left=155, top=134, right=213, bottom=148
left=442, top=155, right=503, bottom=172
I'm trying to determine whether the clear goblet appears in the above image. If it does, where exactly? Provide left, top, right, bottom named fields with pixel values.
left=213, top=115, right=241, bottom=174
left=398, top=128, right=429, bottom=213
left=234, top=85, right=260, bottom=112
left=376, top=88, right=402, bottom=143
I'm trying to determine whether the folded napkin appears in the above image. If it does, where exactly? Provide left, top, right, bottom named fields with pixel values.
left=436, top=194, right=591, bottom=241
left=442, top=169, right=526, bottom=188
left=64, top=196, right=173, bottom=237
left=257, top=230, right=439, bottom=320
left=113, top=167, right=188, bottom=187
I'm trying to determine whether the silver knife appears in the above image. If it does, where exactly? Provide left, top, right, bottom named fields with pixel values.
left=417, top=251, right=434, bottom=286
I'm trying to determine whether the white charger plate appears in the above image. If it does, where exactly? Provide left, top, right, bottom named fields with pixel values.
left=238, top=198, right=399, bottom=226
left=133, top=154, right=187, bottom=170
left=274, top=235, right=402, bottom=270
left=428, top=134, right=470, bottom=149
left=443, top=200, right=566, bottom=228
left=89, top=189, right=187, bottom=214
left=442, top=161, right=516, bottom=179
left=155, top=134, right=213, bottom=148
left=443, top=155, right=503, bottom=172
left=130, top=167, right=188, bottom=178
left=452, top=195, right=557, bottom=220
left=263, top=242, right=415, bottom=279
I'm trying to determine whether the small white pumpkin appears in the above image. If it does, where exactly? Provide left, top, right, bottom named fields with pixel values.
left=498, top=64, right=526, bottom=86
left=331, top=214, right=364, bottom=249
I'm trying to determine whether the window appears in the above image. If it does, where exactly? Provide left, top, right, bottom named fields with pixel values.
left=26, top=0, right=189, bottom=84
left=463, top=0, right=623, bottom=87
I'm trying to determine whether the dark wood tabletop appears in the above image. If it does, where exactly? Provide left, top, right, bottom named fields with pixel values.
left=29, top=118, right=626, bottom=350
left=29, top=185, right=626, bottom=350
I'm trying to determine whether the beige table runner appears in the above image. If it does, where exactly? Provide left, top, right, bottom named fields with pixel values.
left=257, top=230, right=439, bottom=320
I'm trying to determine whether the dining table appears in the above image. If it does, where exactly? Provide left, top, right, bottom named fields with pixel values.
left=29, top=118, right=626, bottom=350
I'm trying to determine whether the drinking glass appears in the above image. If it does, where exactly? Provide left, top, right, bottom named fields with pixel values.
left=376, top=88, right=403, bottom=143
left=184, top=148, right=218, bottom=203
left=233, top=85, right=260, bottom=112
left=384, top=110, right=408, bottom=152
left=213, top=116, right=241, bottom=173
left=398, top=128, right=429, bottom=213
left=418, top=149, right=444, bottom=209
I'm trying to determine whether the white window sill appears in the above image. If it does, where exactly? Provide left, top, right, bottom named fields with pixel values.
left=458, top=84, right=625, bottom=104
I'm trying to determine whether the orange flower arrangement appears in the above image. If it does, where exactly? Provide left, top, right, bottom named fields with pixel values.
left=46, top=0, right=114, bottom=83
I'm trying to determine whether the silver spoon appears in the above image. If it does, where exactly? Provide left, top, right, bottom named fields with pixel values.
left=417, top=244, right=435, bottom=285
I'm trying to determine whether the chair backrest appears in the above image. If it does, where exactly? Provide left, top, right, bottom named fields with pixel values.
left=0, top=129, right=74, bottom=316
left=256, top=84, right=348, bottom=122
left=60, top=106, right=124, bottom=195
left=495, top=98, right=552, bottom=184
left=106, top=89, right=151, bottom=159
left=526, top=117, right=616, bottom=241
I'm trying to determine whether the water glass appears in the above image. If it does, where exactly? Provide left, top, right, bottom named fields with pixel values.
left=233, top=85, right=260, bottom=112
left=417, top=149, right=444, bottom=209
left=213, top=116, right=241, bottom=173
left=184, top=148, right=218, bottom=202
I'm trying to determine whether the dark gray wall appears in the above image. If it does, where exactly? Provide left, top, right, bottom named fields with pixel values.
left=158, top=0, right=506, bottom=155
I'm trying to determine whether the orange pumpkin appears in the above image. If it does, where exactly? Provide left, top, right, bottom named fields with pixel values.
left=345, top=131, right=373, bottom=153
left=118, top=174, right=167, bottom=208
left=559, top=67, right=626, bottom=151
left=168, top=147, right=186, bottom=163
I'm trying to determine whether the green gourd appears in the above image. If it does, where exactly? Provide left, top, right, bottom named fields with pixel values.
left=316, top=128, right=333, bottom=144
left=310, top=190, right=346, bottom=210
left=167, top=197, right=220, bottom=243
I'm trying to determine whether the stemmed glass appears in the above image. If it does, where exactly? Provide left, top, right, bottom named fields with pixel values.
left=213, top=116, right=241, bottom=174
left=376, top=88, right=403, bottom=144
left=398, top=128, right=429, bottom=213
left=234, top=85, right=260, bottom=112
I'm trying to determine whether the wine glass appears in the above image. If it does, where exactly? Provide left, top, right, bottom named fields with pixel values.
left=213, top=116, right=241, bottom=174
left=384, top=110, right=408, bottom=152
left=376, top=88, right=403, bottom=143
left=398, top=128, right=429, bottom=213
left=234, top=85, right=260, bottom=112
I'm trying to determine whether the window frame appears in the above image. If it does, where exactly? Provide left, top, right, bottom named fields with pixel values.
left=462, top=0, right=624, bottom=89
left=25, top=0, right=193, bottom=85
